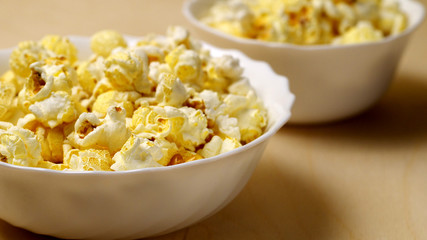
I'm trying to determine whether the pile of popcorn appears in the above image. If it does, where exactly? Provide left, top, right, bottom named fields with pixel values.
left=200, top=0, right=408, bottom=45
left=0, top=27, right=267, bottom=171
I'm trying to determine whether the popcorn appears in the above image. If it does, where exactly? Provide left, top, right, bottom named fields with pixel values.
left=0, top=81, right=17, bottom=121
left=0, top=28, right=268, bottom=171
left=1, top=70, right=24, bottom=93
left=165, top=45, right=202, bottom=86
left=65, top=149, right=113, bottom=171
left=35, top=125, right=64, bottom=163
left=155, top=73, right=188, bottom=107
left=166, top=26, right=201, bottom=51
left=0, top=124, right=42, bottom=167
left=29, top=91, right=78, bottom=128
left=9, top=41, right=51, bottom=78
left=199, top=135, right=241, bottom=158
left=68, top=105, right=130, bottom=154
left=76, top=56, right=105, bottom=94
left=334, top=21, right=384, bottom=44
left=201, top=0, right=407, bottom=45
left=90, top=30, right=127, bottom=58
left=204, top=55, right=243, bottom=92
left=131, top=106, right=211, bottom=151
left=111, top=135, right=164, bottom=170
left=92, top=90, right=140, bottom=117
left=40, top=35, right=78, bottom=64
left=104, top=49, right=153, bottom=95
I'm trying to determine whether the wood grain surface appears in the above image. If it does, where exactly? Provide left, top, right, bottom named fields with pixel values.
left=0, top=0, right=426, bottom=239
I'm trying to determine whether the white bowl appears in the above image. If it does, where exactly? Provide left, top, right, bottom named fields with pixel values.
left=183, top=0, right=425, bottom=124
left=0, top=36, right=294, bottom=239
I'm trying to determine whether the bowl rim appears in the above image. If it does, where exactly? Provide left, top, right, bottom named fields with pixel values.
left=182, top=0, right=426, bottom=51
left=0, top=35, right=294, bottom=176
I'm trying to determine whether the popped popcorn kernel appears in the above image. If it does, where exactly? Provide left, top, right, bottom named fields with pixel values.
left=111, top=135, right=164, bottom=170
left=68, top=105, right=130, bottom=154
left=0, top=81, right=17, bottom=121
left=9, top=41, right=51, bottom=79
left=35, top=125, right=65, bottom=163
left=104, top=49, right=152, bottom=94
left=92, top=90, right=139, bottom=117
left=165, top=45, right=202, bottom=85
left=91, top=30, right=127, bottom=58
left=29, top=91, right=78, bottom=128
left=40, top=35, right=78, bottom=64
left=65, top=149, right=113, bottom=171
left=155, top=73, right=188, bottom=107
left=334, top=21, right=384, bottom=44
left=76, top=56, right=105, bottom=94
left=0, top=124, right=42, bottom=167
left=199, top=135, right=241, bottom=158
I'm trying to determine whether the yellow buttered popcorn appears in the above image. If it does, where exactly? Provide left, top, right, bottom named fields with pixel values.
left=76, top=56, right=105, bottom=94
left=40, top=35, right=78, bottom=65
left=155, top=73, right=188, bottom=107
left=92, top=90, right=140, bottom=117
left=165, top=45, right=202, bottom=86
left=131, top=106, right=211, bottom=151
left=91, top=30, right=127, bottom=58
left=65, top=149, right=113, bottom=171
left=204, top=55, right=243, bottom=92
left=0, top=81, right=17, bottom=121
left=334, top=21, right=384, bottom=44
left=201, top=0, right=408, bottom=45
left=9, top=41, right=52, bottom=79
left=1, top=28, right=268, bottom=171
left=104, top=48, right=153, bottom=95
left=0, top=122, right=42, bottom=167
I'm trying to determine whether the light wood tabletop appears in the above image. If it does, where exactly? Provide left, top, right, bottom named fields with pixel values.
left=0, top=0, right=426, bottom=239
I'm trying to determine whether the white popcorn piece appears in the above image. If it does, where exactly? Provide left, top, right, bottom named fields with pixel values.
left=148, top=62, right=172, bottom=84
left=104, top=49, right=153, bottom=95
left=21, top=57, right=77, bottom=105
left=0, top=81, right=17, bottom=121
left=111, top=135, right=164, bottom=170
left=131, top=106, right=210, bottom=151
left=165, top=45, right=202, bottom=86
left=199, top=135, right=241, bottom=158
left=68, top=105, right=130, bottom=154
left=155, top=73, right=188, bottom=107
left=29, top=91, right=78, bottom=128
left=204, top=55, right=243, bottom=91
left=0, top=124, right=42, bottom=167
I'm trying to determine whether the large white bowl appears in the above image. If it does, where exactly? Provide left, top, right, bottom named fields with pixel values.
left=0, top=36, right=294, bottom=239
left=183, top=0, right=425, bottom=124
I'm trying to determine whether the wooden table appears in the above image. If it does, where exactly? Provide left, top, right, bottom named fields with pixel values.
left=0, top=1, right=426, bottom=239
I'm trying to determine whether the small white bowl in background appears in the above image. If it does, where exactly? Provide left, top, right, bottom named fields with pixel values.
left=183, top=0, right=425, bottom=124
left=0, top=36, right=294, bottom=239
